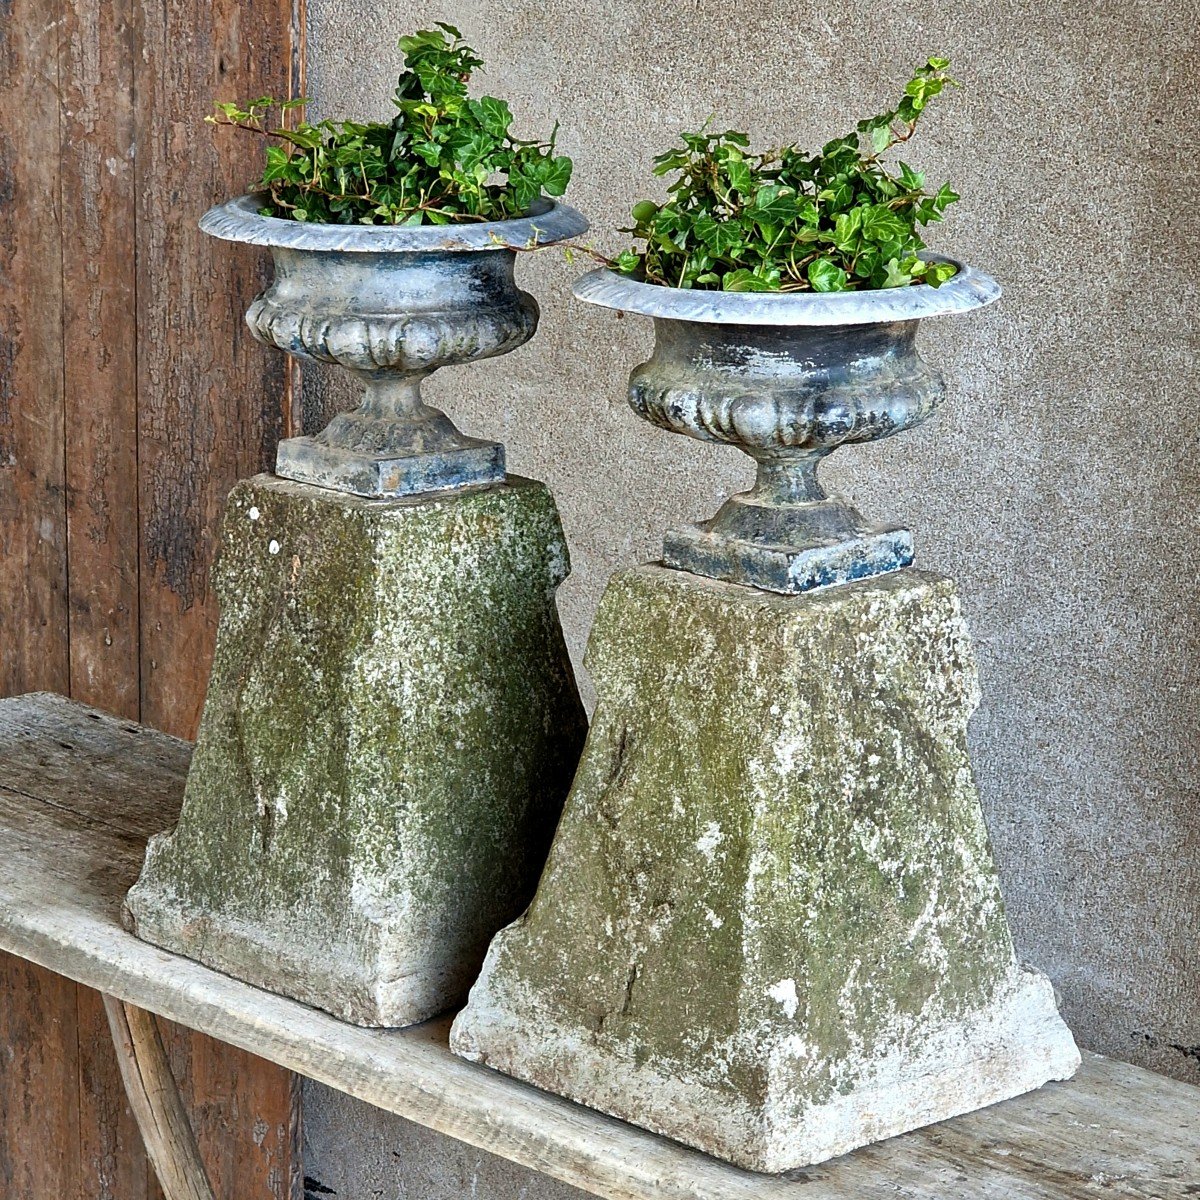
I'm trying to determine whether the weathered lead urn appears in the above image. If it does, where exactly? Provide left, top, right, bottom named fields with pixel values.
left=573, top=259, right=1000, bottom=592
left=200, top=195, right=587, bottom=496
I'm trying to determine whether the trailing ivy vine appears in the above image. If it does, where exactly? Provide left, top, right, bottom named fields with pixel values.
left=208, top=24, right=573, bottom=225
left=613, top=57, right=961, bottom=292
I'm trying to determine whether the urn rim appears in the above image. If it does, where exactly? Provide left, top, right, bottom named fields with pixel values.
left=199, top=193, right=589, bottom=253
left=571, top=255, right=1000, bottom=326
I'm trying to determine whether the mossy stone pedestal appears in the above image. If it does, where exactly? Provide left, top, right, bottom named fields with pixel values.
left=125, top=474, right=586, bottom=1027
left=450, top=565, right=1079, bottom=1171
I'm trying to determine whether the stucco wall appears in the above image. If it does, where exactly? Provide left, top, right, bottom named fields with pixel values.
left=299, top=1, right=1199, bottom=1194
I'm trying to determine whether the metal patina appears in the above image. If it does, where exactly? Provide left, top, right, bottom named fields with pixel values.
left=574, top=260, right=1000, bottom=593
left=202, top=195, right=588, bottom=497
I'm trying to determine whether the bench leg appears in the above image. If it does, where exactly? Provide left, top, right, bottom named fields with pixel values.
left=102, top=994, right=216, bottom=1200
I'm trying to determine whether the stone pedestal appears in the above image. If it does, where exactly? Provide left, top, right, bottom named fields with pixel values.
left=450, top=565, right=1079, bottom=1171
left=125, top=474, right=587, bottom=1027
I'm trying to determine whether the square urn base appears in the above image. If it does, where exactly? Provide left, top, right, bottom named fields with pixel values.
left=275, top=433, right=505, bottom=499
left=663, top=521, right=914, bottom=594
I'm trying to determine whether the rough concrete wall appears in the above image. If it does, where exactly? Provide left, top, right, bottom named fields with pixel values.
left=299, top=0, right=1200, bottom=1193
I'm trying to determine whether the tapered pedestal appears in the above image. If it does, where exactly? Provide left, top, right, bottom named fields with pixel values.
left=125, top=473, right=586, bottom=1027
left=450, top=565, right=1079, bottom=1171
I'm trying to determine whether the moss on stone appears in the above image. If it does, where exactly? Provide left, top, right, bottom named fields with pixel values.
left=126, top=473, right=586, bottom=1026
left=457, top=565, right=1020, bottom=1104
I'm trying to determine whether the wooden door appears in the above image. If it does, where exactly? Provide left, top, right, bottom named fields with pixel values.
left=0, top=1, right=305, bottom=1196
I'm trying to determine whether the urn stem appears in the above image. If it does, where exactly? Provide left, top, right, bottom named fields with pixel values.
left=358, top=373, right=428, bottom=418
left=751, top=454, right=828, bottom=506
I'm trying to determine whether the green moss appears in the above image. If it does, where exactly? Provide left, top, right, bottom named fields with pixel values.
left=127, top=474, right=586, bottom=1022
left=482, top=565, right=1019, bottom=1105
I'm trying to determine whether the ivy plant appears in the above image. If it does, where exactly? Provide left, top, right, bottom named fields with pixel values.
left=208, top=23, right=573, bottom=225
left=613, top=57, right=960, bottom=292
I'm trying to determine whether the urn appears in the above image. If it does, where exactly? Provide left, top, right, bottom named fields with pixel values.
left=574, top=259, right=1000, bottom=593
left=201, top=195, right=587, bottom=498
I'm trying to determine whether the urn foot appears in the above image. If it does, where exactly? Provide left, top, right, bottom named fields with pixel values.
left=275, top=432, right=505, bottom=499
left=664, top=508, right=913, bottom=594
left=664, top=484, right=914, bottom=594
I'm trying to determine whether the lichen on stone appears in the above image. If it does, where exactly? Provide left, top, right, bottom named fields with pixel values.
left=451, top=564, right=1079, bottom=1170
left=126, top=473, right=587, bottom=1027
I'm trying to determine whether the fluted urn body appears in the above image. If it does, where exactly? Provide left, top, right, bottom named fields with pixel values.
left=574, top=261, right=1000, bottom=593
left=202, top=195, right=588, bottom=497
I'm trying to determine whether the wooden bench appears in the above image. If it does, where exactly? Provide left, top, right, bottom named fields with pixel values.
left=1, top=692, right=1196, bottom=1200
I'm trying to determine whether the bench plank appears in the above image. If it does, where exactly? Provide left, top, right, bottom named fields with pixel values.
left=0, top=692, right=1196, bottom=1200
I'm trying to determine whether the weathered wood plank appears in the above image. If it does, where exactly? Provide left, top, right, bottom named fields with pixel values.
left=60, top=0, right=141, bottom=719
left=103, top=997, right=216, bottom=1200
left=0, top=0, right=69, bottom=698
left=133, top=0, right=297, bottom=743
left=0, top=692, right=190, bottom=834
left=1, top=694, right=1197, bottom=1200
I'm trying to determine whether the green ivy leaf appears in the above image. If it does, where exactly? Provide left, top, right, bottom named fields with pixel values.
left=925, top=261, right=957, bottom=286
left=722, top=268, right=775, bottom=292
left=469, top=96, right=513, bottom=139
left=862, top=204, right=908, bottom=244
left=808, top=258, right=850, bottom=291
left=753, top=183, right=798, bottom=222
left=878, top=257, right=913, bottom=288
left=726, top=158, right=753, bottom=195
left=540, top=155, right=573, bottom=197
left=615, top=249, right=641, bottom=275
left=694, top=215, right=743, bottom=255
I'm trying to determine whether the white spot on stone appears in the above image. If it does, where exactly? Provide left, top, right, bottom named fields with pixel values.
left=248, top=506, right=260, bottom=520
left=769, top=977, right=800, bottom=1019
left=781, top=1032, right=815, bottom=1060
left=268, top=539, right=281, bottom=555
left=704, top=907, right=723, bottom=929
left=671, top=795, right=685, bottom=818
left=695, top=821, right=724, bottom=861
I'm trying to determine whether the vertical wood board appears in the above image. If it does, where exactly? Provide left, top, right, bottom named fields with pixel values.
left=135, top=0, right=297, bottom=741
left=0, top=0, right=69, bottom=698
left=60, top=0, right=140, bottom=719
